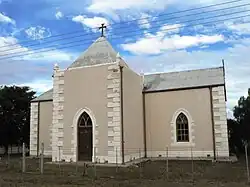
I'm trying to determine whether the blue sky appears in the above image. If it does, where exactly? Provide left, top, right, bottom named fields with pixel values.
left=0, top=0, right=250, bottom=117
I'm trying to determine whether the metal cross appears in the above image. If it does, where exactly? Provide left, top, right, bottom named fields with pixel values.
left=99, top=23, right=107, bottom=37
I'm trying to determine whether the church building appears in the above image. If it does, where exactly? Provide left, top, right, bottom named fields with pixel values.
left=29, top=36, right=229, bottom=164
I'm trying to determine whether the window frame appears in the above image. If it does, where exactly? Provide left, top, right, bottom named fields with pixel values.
left=176, top=113, right=190, bottom=142
left=170, top=108, right=195, bottom=147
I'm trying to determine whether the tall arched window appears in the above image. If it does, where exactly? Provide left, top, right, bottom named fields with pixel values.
left=176, top=112, right=189, bottom=142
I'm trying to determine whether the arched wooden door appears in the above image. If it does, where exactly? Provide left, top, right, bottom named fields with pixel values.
left=77, top=111, right=93, bottom=161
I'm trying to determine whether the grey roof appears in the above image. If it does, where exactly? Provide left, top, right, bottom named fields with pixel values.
left=31, top=89, right=53, bottom=102
left=69, top=36, right=118, bottom=68
left=144, top=67, right=225, bottom=92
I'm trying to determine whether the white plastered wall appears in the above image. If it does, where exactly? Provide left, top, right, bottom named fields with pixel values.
left=60, top=59, right=123, bottom=164
left=146, top=108, right=214, bottom=159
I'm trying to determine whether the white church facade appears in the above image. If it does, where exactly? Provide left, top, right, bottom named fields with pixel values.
left=29, top=36, right=229, bottom=164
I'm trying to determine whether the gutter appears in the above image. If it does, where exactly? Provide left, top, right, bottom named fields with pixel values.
left=119, top=65, right=125, bottom=164
left=209, top=87, right=216, bottom=160
left=143, top=84, right=225, bottom=94
left=31, top=99, right=53, bottom=103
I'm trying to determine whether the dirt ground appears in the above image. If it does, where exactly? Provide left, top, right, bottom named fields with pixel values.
left=0, top=156, right=249, bottom=187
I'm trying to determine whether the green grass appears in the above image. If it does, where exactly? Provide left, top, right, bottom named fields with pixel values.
left=0, top=156, right=249, bottom=186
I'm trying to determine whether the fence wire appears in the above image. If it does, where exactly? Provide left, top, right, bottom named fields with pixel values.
left=0, top=143, right=249, bottom=186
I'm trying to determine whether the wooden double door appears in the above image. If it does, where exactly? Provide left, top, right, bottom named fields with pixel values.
left=77, top=112, right=93, bottom=161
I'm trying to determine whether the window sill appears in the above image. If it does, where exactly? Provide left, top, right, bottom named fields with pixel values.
left=171, top=142, right=195, bottom=147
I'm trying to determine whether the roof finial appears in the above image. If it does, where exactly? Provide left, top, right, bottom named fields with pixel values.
left=99, top=23, right=107, bottom=37
left=116, top=52, right=121, bottom=59
left=54, top=63, right=59, bottom=70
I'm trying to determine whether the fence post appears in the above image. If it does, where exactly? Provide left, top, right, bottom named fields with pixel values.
left=116, top=147, right=118, bottom=173
left=7, top=151, right=10, bottom=168
left=191, top=147, right=194, bottom=184
left=22, top=143, right=26, bottom=173
left=139, top=148, right=142, bottom=179
left=245, top=143, right=250, bottom=183
left=166, top=147, right=169, bottom=180
left=94, top=147, right=97, bottom=179
left=58, top=146, right=61, bottom=175
left=75, top=159, right=78, bottom=175
left=40, top=143, right=44, bottom=174
left=58, top=146, right=61, bottom=162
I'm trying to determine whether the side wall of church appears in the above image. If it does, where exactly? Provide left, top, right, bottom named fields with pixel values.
left=62, top=63, right=121, bottom=163
left=122, top=66, right=144, bottom=162
left=30, top=102, right=39, bottom=156
left=39, top=101, right=53, bottom=156
left=212, top=86, right=229, bottom=158
left=145, top=88, right=215, bottom=158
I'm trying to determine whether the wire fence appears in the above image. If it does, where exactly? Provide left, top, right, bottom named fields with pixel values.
left=0, top=143, right=249, bottom=185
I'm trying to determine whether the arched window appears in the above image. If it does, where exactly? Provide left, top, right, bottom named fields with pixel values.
left=78, top=112, right=92, bottom=127
left=176, top=113, right=189, bottom=142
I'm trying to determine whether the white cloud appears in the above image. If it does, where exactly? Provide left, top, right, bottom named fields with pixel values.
left=227, top=108, right=234, bottom=119
left=25, top=26, right=51, bottom=40
left=121, top=25, right=224, bottom=55
left=0, top=36, right=18, bottom=47
left=87, top=0, right=168, bottom=13
left=72, top=15, right=109, bottom=32
left=0, top=36, right=28, bottom=55
left=86, top=0, right=230, bottom=16
left=21, top=50, right=76, bottom=62
left=226, top=22, right=250, bottom=35
left=125, top=38, right=250, bottom=112
left=55, top=11, right=64, bottom=19
left=18, top=79, right=52, bottom=94
left=0, top=35, right=77, bottom=94
left=0, top=36, right=76, bottom=63
left=0, top=12, right=15, bottom=25
left=138, top=13, right=151, bottom=29
left=158, top=24, right=183, bottom=35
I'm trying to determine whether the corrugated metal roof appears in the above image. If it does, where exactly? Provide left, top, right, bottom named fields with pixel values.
left=31, top=89, right=53, bottom=102
left=144, top=67, right=225, bottom=92
left=69, top=36, right=118, bottom=68
left=32, top=67, right=225, bottom=102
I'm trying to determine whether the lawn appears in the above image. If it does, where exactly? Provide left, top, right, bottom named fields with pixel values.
left=0, top=155, right=249, bottom=187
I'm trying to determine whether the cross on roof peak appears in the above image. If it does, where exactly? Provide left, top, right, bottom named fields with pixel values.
left=99, top=23, right=107, bottom=37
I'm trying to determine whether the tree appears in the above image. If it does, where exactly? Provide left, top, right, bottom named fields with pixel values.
left=0, top=86, right=36, bottom=154
left=228, top=119, right=243, bottom=155
left=228, top=88, right=250, bottom=155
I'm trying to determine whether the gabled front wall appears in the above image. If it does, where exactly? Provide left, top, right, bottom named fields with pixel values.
left=63, top=64, right=109, bottom=162
left=145, top=88, right=215, bottom=158
left=55, top=62, right=122, bottom=163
